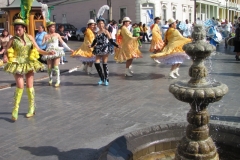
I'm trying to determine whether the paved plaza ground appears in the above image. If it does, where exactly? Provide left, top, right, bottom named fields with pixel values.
left=0, top=41, right=240, bottom=160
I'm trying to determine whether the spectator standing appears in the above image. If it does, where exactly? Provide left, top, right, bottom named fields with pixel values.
left=133, top=23, right=142, bottom=47
left=139, top=22, right=144, bottom=42
left=161, top=21, right=169, bottom=39
left=0, top=30, right=12, bottom=60
left=106, top=20, right=113, bottom=30
left=127, top=22, right=133, bottom=33
left=234, top=24, right=240, bottom=61
left=183, top=19, right=192, bottom=38
left=118, top=19, right=122, bottom=28
left=108, top=20, right=118, bottom=52
left=142, top=23, right=150, bottom=42
left=57, top=25, right=70, bottom=64
left=35, top=25, right=47, bottom=68
left=223, top=20, right=232, bottom=48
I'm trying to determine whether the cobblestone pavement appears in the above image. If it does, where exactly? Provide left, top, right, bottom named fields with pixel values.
left=0, top=41, right=239, bottom=160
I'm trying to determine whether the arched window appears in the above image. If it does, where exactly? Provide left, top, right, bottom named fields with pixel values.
left=172, top=7, right=176, bottom=20
left=162, top=5, right=167, bottom=21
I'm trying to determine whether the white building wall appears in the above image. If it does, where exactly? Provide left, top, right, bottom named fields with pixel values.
left=51, top=0, right=136, bottom=29
left=51, top=0, right=196, bottom=29
left=136, top=0, right=194, bottom=24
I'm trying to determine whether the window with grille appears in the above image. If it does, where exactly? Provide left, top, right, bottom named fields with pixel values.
left=120, top=8, right=127, bottom=20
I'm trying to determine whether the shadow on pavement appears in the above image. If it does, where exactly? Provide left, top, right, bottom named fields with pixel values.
left=0, top=117, right=15, bottom=123
left=121, top=73, right=165, bottom=81
left=0, top=112, right=27, bottom=123
left=210, top=115, right=240, bottom=123
left=64, top=71, right=165, bottom=80
left=19, top=146, right=106, bottom=160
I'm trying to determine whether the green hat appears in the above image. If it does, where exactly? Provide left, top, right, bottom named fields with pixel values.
left=13, top=19, right=27, bottom=26
left=46, top=21, right=56, bottom=27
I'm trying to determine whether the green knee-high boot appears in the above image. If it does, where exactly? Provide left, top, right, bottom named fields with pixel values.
left=12, top=88, right=24, bottom=121
left=26, top=87, right=36, bottom=118
left=53, top=66, right=60, bottom=87
left=48, top=68, right=53, bottom=85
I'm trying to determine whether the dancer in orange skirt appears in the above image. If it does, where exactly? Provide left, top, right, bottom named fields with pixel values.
left=114, top=17, right=142, bottom=77
left=149, top=17, right=165, bottom=64
left=71, top=19, right=96, bottom=74
left=150, top=18, right=191, bottom=79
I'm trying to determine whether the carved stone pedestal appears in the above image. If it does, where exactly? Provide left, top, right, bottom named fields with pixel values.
left=169, top=25, right=228, bottom=160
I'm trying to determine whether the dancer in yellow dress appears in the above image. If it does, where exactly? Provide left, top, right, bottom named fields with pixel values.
left=150, top=17, right=165, bottom=64
left=71, top=19, right=96, bottom=74
left=3, top=19, right=55, bottom=121
left=150, top=18, right=191, bottom=79
left=114, top=17, right=142, bottom=77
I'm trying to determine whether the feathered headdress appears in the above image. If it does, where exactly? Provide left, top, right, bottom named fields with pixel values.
left=41, top=3, right=55, bottom=27
left=14, top=0, right=34, bottom=26
left=41, top=3, right=50, bottom=22
left=96, top=5, right=109, bottom=23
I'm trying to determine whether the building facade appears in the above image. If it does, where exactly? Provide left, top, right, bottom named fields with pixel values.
left=50, top=0, right=194, bottom=29
left=196, top=0, right=240, bottom=22
left=0, top=0, right=14, bottom=29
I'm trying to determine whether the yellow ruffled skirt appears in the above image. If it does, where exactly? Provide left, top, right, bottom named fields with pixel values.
left=150, top=38, right=191, bottom=65
left=114, top=40, right=142, bottom=63
left=4, top=61, right=44, bottom=75
left=149, top=35, right=165, bottom=53
left=71, top=44, right=95, bottom=62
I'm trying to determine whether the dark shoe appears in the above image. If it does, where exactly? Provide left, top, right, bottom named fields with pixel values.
left=63, top=61, right=68, bottom=63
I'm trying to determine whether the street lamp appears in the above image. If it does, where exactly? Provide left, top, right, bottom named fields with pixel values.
left=107, top=0, right=112, bottom=21
left=225, top=0, right=228, bottom=19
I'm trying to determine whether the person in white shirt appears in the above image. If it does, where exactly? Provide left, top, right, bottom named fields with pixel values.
left=161, top=21, right=169, bottom=39
left=223, top=19, right=232, bottom=48
left=183, top=19, right=192, bottom=38
left=127, top=22, right=133, bottom=33
left=106, top=20, right=113, bottom=30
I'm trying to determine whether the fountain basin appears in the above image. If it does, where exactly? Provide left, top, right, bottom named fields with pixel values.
left=183, top=41, right=215, bottom=59
left=169, top=81, right=228, bottom=104
left=98, top=123, right=240, bottom=160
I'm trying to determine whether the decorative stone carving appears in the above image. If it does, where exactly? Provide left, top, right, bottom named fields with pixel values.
left=169, top=25, right=228, bottom=160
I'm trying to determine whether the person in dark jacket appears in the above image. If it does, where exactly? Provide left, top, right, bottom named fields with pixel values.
left=57, top=25, right=69, bottom=64
left=234, top=24, right=240, bottom=61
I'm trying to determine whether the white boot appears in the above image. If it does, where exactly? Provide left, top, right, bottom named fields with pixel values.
left=169, top=70, right=177, bottom=79
left=78, top=64, right=85, bottom=71
left=129, top=65, right=133, bottom=74
left=153, top=58, right=161, bottom=64
left=87, top=67, right=94, bottom=75
left=83, top=65, right=88, bottom=72
left=125, top=68, right=133, bottom=77
left=174, top=68, right=180, bottom=77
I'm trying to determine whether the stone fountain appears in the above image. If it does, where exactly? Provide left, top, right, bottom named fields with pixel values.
left=98, top=25, right=240, bottom=160
left=169, top=24, right=228, bottom=159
